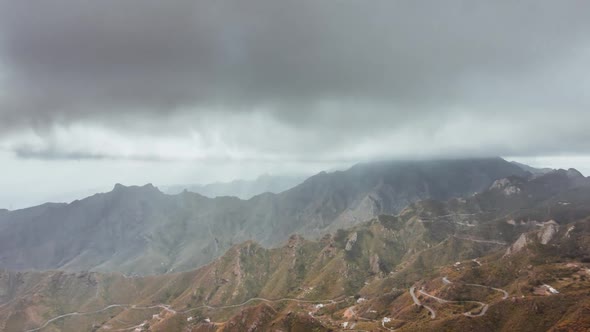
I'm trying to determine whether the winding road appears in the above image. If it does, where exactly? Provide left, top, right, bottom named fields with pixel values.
left=409, top=286, right=436, bottom=319
left=441, top=276, right=507, bottom=300
left=406, top=277, right=509, bottom=322
left=19, top=266, right=508, bottom=331
left=452, top=235, right=507, bottom=245
left=418, top=289, right=488, bottom=317
left=464, top=283, right=509, bottom=300
left=24, top=304, right=177, bottom=332
left=22, top=296, right=346, bottom=332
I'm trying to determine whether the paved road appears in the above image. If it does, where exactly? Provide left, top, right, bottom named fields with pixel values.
left=24, top=304, right=178, bottom=332
left=409, top=286, right=420, bottom=305
left=113, top=321, right=147, bottom=332
left=443, top=276, right=509, bottom=300
left=464, top=304, right=489, bottom=317
left=409, top=286, right=436, bottom=319
left=24, top=304, right=128, bottom=332
left=21, top=275, right=507, bottom=331
left=453, top=235, right=507, bottom=245
left=181, top=296, right=345, bottom=314
left=418, top=290, right=450, bottom=304
left=23, top=296, right=346, bottom=332
left=420, top=277, right=510, bottom=319
left=419, top=289, right=487, bottom=317
left=465, top=283, right=509, bottom=300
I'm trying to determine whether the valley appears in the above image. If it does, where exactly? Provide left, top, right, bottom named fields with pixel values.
left=1, top=2, right=588, bottom=330
left=0, top=158, right=527, bottom=275
left=2, top=164, right=590, bottom=331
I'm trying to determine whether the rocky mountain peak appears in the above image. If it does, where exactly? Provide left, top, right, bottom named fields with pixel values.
left=490, top=178, right=522, bottom=196
left=505, top=219, right=561, bottom=256
left=566, top=168, right=585, bottom=179
left=111, top=183, right=161, bottom=194
left=504, top=232, right=529, bottom=256
left=0, top=157, right=530, bottom=275
left=112, top=183, right=126, bottom=191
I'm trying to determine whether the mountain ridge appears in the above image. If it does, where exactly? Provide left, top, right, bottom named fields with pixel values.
left=510, top=161, right=554, bottom=176
left=2, top=169, right=590, bottom=331
left=161, top=174, right=307, bottom=200
left=0, top=157, right=527, bottom=275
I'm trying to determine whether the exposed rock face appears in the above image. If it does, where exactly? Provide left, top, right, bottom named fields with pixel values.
left=490, top=178, right=521, bottom=196
left=345, top=232, right=358, bottom=251
left=336, top=194, right=382, bottom=230
left=538, top=220, right=559, bottom=245
left=505, top=233, right=529, bottom=256
left=506, top=220, right=560, bottom=256
left=370, top=254, right=381, bottom=275
left=565, top=226, right=575, bottom=238
left=490, top=178, right=510, bottom=189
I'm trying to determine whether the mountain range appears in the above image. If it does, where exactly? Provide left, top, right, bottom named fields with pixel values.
left=2, top=164, right=590, bottom=331
left=161, top=174, right=307, bottom=200
left=0, top=158, right=528, bottom=275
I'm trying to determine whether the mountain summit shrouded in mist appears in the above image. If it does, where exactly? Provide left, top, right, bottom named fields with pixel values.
left=0, top=157, right=527, bottom=275
left=161, top=174, right=307, bottom=200
left=2, top=2, right=590, bottom=332
left=3, top=159, right=590, bottom=331
left=1, top=1, right=590, bottom=206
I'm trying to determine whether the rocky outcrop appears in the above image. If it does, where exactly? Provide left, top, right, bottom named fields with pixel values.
left=538, top=220, right=559, bottom=245
left=505, top=233, right=529, bottom=256
left=490, top=178, right=521, bottom=196
left=345, top=232, right=358, bottom=251
left=505, top=220, right=560, bottom=256
left=369, top=254, right=381, bottom=275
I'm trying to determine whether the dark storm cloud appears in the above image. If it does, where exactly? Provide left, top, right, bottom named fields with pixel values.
left=0, top=0, right=589, bottom=160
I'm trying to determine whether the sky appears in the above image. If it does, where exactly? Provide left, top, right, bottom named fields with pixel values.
left=0, top=1, right=589, bottom=209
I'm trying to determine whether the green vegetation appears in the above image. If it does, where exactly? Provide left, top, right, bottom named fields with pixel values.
left=5, top=169, right=590, bottom=331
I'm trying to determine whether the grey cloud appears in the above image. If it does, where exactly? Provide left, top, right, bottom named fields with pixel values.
left=12, top=147, right=109, bottom=161
left=0, top=0, right=589, bottom=159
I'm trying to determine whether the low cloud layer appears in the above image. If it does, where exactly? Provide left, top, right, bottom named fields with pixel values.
left=0, top=0, right=589, bottom=162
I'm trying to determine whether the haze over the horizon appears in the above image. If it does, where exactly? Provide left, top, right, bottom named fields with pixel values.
left=1, top=1, right=589, bottom=209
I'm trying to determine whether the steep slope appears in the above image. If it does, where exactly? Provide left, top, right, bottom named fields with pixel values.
left=0, top=210, right=474, bottom=332
left=0, top=158, right=526, bottom=275
left=0, top=185, right=252, bottom=275
left=2, top=169, right=589, bottom=331
left=510, top=161, right=554, bottom=176
left=381, top=215, right=590, bottom=332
